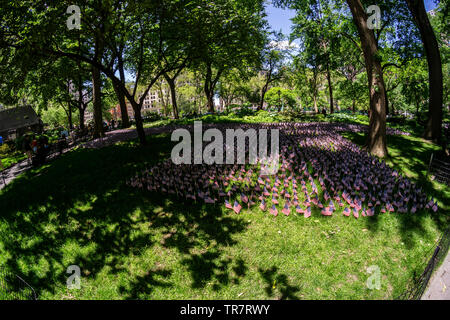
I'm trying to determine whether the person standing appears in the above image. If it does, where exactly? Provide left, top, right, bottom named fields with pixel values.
left=23, top=135, right=33, bottom=165
left=31, top=137, right=38, bottom=153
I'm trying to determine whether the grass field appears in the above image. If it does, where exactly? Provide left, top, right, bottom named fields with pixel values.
left=0, top=118, right=448, bottom=300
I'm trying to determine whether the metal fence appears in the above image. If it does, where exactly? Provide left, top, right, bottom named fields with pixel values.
left=397, top=227, right=450, bottom=300
left=0, top=268, right=37, bottom=300
left=427, top=153, right=450, bottom=185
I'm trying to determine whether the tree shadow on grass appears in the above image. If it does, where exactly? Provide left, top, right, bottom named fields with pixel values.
left=258, top=266, right=301, bottom=300
left=118, top=268, right=173, bottom=300
left=0, top=135, right=249, bottom=299
left=146, top=200, right=249, bottom=292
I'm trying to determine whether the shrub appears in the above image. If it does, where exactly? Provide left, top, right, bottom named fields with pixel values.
left=0, top=143, right=11, bottom=157
left=142, top=111, right=163, bottom=122
left=234, top=103, right=255, bottom=117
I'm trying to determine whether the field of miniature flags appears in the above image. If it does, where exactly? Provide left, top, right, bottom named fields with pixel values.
left=127, top=122, right=438, bottom=218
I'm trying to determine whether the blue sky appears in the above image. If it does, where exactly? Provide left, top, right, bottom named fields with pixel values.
left=265, top=0, right=440, bottom=35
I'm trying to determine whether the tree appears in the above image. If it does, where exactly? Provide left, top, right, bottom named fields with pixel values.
left=337, top=69, right=368, bottom=113
left=265, top=87, right=297, bottom=110
left=111, top=44, right=130, bottom=129
left=13, top=56, right=82, bottom=130
left=258, top=32, right=290, bottom=110
left=405, top=0, right=444, bottom=142
left=345, top=0, right=388, bottom=157
left=0, top=1, right=198, bottom=145
left=399, top=58, right=429, bottom=118
left=190, top=0, right=267, bottom=113
left=234, top=72, right=266, bottom=107
left=289, top=0, right=342, bottom=114
left=163, top=62, right=187, bottom=119
left=217, top=69, right=248, bottom=110
left=293, top=54, right=322, bottom=113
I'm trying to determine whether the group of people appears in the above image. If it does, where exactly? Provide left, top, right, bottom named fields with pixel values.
left=22, top=134, right=51, bottom=166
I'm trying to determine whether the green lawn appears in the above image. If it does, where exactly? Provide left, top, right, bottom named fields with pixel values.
left=0, top=126, right=448, bottom=300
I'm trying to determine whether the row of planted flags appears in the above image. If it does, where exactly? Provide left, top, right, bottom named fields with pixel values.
left=127, top=122, right=438, bottom=218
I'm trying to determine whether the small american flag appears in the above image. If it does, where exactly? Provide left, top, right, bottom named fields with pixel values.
left=270, top=205, right=278, bottom=217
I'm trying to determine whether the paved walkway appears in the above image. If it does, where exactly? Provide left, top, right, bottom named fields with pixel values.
left=422, top=250, right=450, bottom=300
left=0, top=159, right=32, bottom=190
left=82, top=126, right=176, bottom=149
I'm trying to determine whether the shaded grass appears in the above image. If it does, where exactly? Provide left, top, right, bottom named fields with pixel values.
left=0, top=130, right=448, bottom=300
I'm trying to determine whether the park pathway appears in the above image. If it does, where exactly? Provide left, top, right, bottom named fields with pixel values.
left=0, top=159, right=32, bottom=191
left=82, top=126, right=176, bottom=149
left=422, top=251, right=450, bottom=300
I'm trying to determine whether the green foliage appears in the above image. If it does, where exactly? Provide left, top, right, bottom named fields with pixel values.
left=0, top=143, right=12, bottom=158
left=41, top=105, right=74, bottom=129
left=399, top=58, right=429, bottom=115
left=0, top=139, right=25, bottom=169
left=142, top=111, right=164, bottom=122
left=265, top=87, right=297, bottom=110
left=232, top=103, right=254, bottom=117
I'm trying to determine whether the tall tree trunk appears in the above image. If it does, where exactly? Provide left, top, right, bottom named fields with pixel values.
left=346, top=0, right=388, bottom=157
left=326, top=63, right=334, bottom=114
left=384, top=86, right=389, bottom=115
left=92, top=29, right=105, bottom=139
left=259, top=85, right=268, bottom=111
left=131, top=102, right=146, bottom=145
left=204, top=63, right=215, bottom=113
left=352, top=99, right=356, bottom=113
left=67, top=101, right=73, bottom=130
left=415, top=100, right=420, bottom=118
left=312, top=70, right=319, bottom=114
left=77, top=73, right=85, bottom=130
left=164, top=75, right=179, bottom=119
left=76, top=38, right=85, bottom=131
left=313, top=94, right=318, bottom=114
left=66, top=80, right=73, bottom=130
left=79, top=108, right=85, bottom=131
left=117, top=57, right=130, bottom=128
left=406, top=0, right=443, bottom=142
left=206, top=92, right=215, bottom=113
left=92, top=65, right=104, bottom=138
left=113, top=81, right=130, bottom=128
